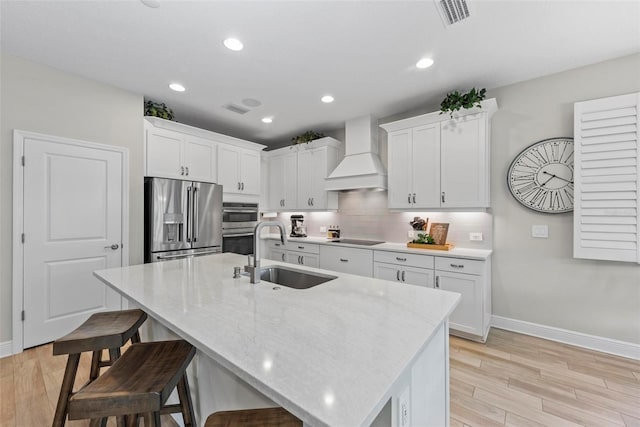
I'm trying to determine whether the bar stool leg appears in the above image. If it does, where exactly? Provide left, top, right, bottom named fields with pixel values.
left=131, top=330, right=141, bottom=344
left=176, top=375, right=196, bottom=427
left=142, top=412, right=161, bottom=427
left=89, top=350, right=102, bottom=381
left=52, top=353, right=81, bottom=427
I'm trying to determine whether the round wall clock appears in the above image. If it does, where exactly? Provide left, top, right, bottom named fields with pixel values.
left=507, top=137, right=574, bottom=213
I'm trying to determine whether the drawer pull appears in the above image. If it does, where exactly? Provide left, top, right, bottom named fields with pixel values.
left=450, top=264, right=464, bottom=268
left=274, top=243, right=280, bottom=247
left=281, top=253, right=285, bottom=261
left=298, top=246, right=305, bottom=249
left=339, top=258, right=349, bottom=262
left=396, top=257, right=407, bottom=262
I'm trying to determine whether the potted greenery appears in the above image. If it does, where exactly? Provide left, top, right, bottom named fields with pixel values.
left=144, top=100, right=175, bottom=121
left=291, top=130, right=325, bottom=145
left=440, top=88, right=486, bottom=118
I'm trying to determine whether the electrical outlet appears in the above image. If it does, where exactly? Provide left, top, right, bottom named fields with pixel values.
left=469, top=232, right=483, bottom=241
left=531, top=224, right=549, bottom=238
left=320, top=226, right=327, bottom=233
left=398, top=387, right=410, bottom=427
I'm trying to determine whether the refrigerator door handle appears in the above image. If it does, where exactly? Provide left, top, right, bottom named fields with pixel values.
left=193, top=186, right=199, bottom=242
left=186, top=186, right=192, bottom=242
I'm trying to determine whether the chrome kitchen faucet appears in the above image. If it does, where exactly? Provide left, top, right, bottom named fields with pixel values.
left=245, top=221, right=287, bottom=284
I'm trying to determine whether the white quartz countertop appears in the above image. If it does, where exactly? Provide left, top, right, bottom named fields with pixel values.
left=94, top=253, right=460, bottom=427
left=263, top=234, right=493, bottom=260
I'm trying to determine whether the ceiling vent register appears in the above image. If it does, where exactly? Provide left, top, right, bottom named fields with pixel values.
left=439, top=0, right=470, bottom=25
left=223, top=104, right=250, bottom=115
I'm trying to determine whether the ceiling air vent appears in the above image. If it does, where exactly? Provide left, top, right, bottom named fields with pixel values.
left=223, top=103, right=250, bottom=114
left=438, top=0, right=470, bottom=25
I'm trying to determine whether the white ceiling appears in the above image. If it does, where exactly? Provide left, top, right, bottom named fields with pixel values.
left=2, top=0, right=639, bottom=147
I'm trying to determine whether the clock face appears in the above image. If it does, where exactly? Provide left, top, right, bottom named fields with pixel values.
left=507, top=137, right=574, bottom=213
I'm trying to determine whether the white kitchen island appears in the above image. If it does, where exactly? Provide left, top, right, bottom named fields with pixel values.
left=94, top=253, right=460, bottom=427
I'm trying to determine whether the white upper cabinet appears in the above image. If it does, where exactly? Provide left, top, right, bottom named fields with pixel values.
left=440, top=114, right=489, bottom=208
left=219, top=146, right=261, bottom=195
left=269, top=149, right=298, bottom=209
left=145, top=124, right=216, bottom=182
left=382, top=99, right=497, bottom=209
left=265, top=137, right=341, bottom=211
left=297, top=144, right=339, bottom=210
left=387, top=124, right=441, bottom=208
left=574, top=92, right=640, bottom=264
left=144, top=117, right=265, bottom=196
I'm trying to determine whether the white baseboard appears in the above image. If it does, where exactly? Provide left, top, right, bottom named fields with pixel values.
left=491, top=315, right=640, bottom=361
left=0, top=341, right=13, bottom=359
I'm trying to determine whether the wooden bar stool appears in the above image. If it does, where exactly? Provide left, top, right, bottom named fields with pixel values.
left=52, top=308, right=147, bottom=427
left=68, top=340, right=197, bottom=427
left=205, top=407, right=302, bottom=427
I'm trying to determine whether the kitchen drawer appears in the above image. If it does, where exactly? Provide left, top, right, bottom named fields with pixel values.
left=287, top=242, right=320, bottom=254
left=374, top=250, right=434, bottom=269
left=435, top=257, right=484, bottom=275
left=266, top=239, right=319, bottom=254
left=320, top=246, right=373, bottom=277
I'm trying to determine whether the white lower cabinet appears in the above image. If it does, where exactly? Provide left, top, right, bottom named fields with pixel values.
left=319, top=246, right=373, bottom=277
left=266, top=240, right=320, bottom=268
left=435, top=256, right=491, bottom=342
left=286, top=251, right=319, bottom=268
left=373, top=251, right=435, bottom=287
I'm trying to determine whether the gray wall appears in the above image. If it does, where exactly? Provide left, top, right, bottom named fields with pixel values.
left=0, top=54, right=144, bottom=343
left=487, top=54, right=640, bottom=344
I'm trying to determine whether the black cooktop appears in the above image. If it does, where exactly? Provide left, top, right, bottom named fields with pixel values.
left=329, top=239, right=385, bottom=246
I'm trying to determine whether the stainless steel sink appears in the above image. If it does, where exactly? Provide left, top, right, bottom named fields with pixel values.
left=258, top=266, right=337, bottom=289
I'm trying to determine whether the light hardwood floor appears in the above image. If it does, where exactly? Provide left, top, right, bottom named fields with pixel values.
left=1, top=328, right=638, bottom=427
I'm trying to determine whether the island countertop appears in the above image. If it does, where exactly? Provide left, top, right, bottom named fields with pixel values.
left=94, top=253, right=460, bottom=427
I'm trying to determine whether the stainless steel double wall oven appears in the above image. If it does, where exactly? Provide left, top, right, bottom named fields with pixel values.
left=222, top=202, right=259, bottom=255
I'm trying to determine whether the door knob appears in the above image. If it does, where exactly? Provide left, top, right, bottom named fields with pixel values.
left=104, top=244, right=119, bottom=250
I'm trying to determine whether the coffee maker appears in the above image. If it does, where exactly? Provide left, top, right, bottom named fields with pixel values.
left=290, top=215, right=307, bottom=237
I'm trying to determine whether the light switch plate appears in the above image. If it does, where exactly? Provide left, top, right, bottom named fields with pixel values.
left=531, top=225, right=549, bottom=238
left=398, top=387, right=410, bottom=427
left=469, top=232, right=483, bottom=241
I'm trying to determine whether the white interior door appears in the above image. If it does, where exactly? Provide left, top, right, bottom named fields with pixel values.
left=21, top=134, right=124, bottom=348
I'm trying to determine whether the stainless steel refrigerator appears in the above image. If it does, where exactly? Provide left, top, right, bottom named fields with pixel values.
left=144, top=177, right=223, bottom=263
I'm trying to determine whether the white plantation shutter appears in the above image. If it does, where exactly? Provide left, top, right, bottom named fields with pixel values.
left=573, top=92, right=640, bottom=263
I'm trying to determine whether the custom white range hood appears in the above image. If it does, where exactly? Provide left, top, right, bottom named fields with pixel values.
left=325, top=115, right=387, bottom=191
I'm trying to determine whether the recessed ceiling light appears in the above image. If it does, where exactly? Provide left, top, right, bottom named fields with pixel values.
left=416, top=58, right=434, bottom=69
left=321, top=95, right=334, bottom=103
left=261, top=117, right=273, bottom=124
left=242, top=98, right=262, bottom=107
left=223, top=38, right=244, bottom=51
left=168, top=83, right=185, bottom=92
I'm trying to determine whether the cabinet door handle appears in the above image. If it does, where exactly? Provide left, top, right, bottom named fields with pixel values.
left=311, top=198, right=314, bottom=206
left=298, top=255, right=302, bottom=264
left=185, top=166, right=189, bottom=176
left=396, top=270, right=400, bottom=281
left=441, top=192, right=445, bottom=203
left=241, top=182, right=244, bottom=190
left=435, top=276, right=439, bottom=288
left=308, top=198, right=311, bottom=206
left=408, top=194, right=411, bottom=204
left=238, top=182, right=241, bottom=190
left=180, top=166, right=185, bottom=175
left=450, top=264, right=464, bottom=269
left=401, top=271, right=406, bottom=282
left=412, top=193, right=416, bottom=204
left=282, top=253, right=285, bottom=261
left=396, top=257, right=406, bottom=262
left=339, top=258, right=349, bottom=262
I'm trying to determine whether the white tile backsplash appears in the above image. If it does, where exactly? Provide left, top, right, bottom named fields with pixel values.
left=271, top=191, right=492, bottom=250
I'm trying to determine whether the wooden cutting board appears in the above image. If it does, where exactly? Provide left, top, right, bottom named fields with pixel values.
left=406, top=242, right=455, bottom=251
